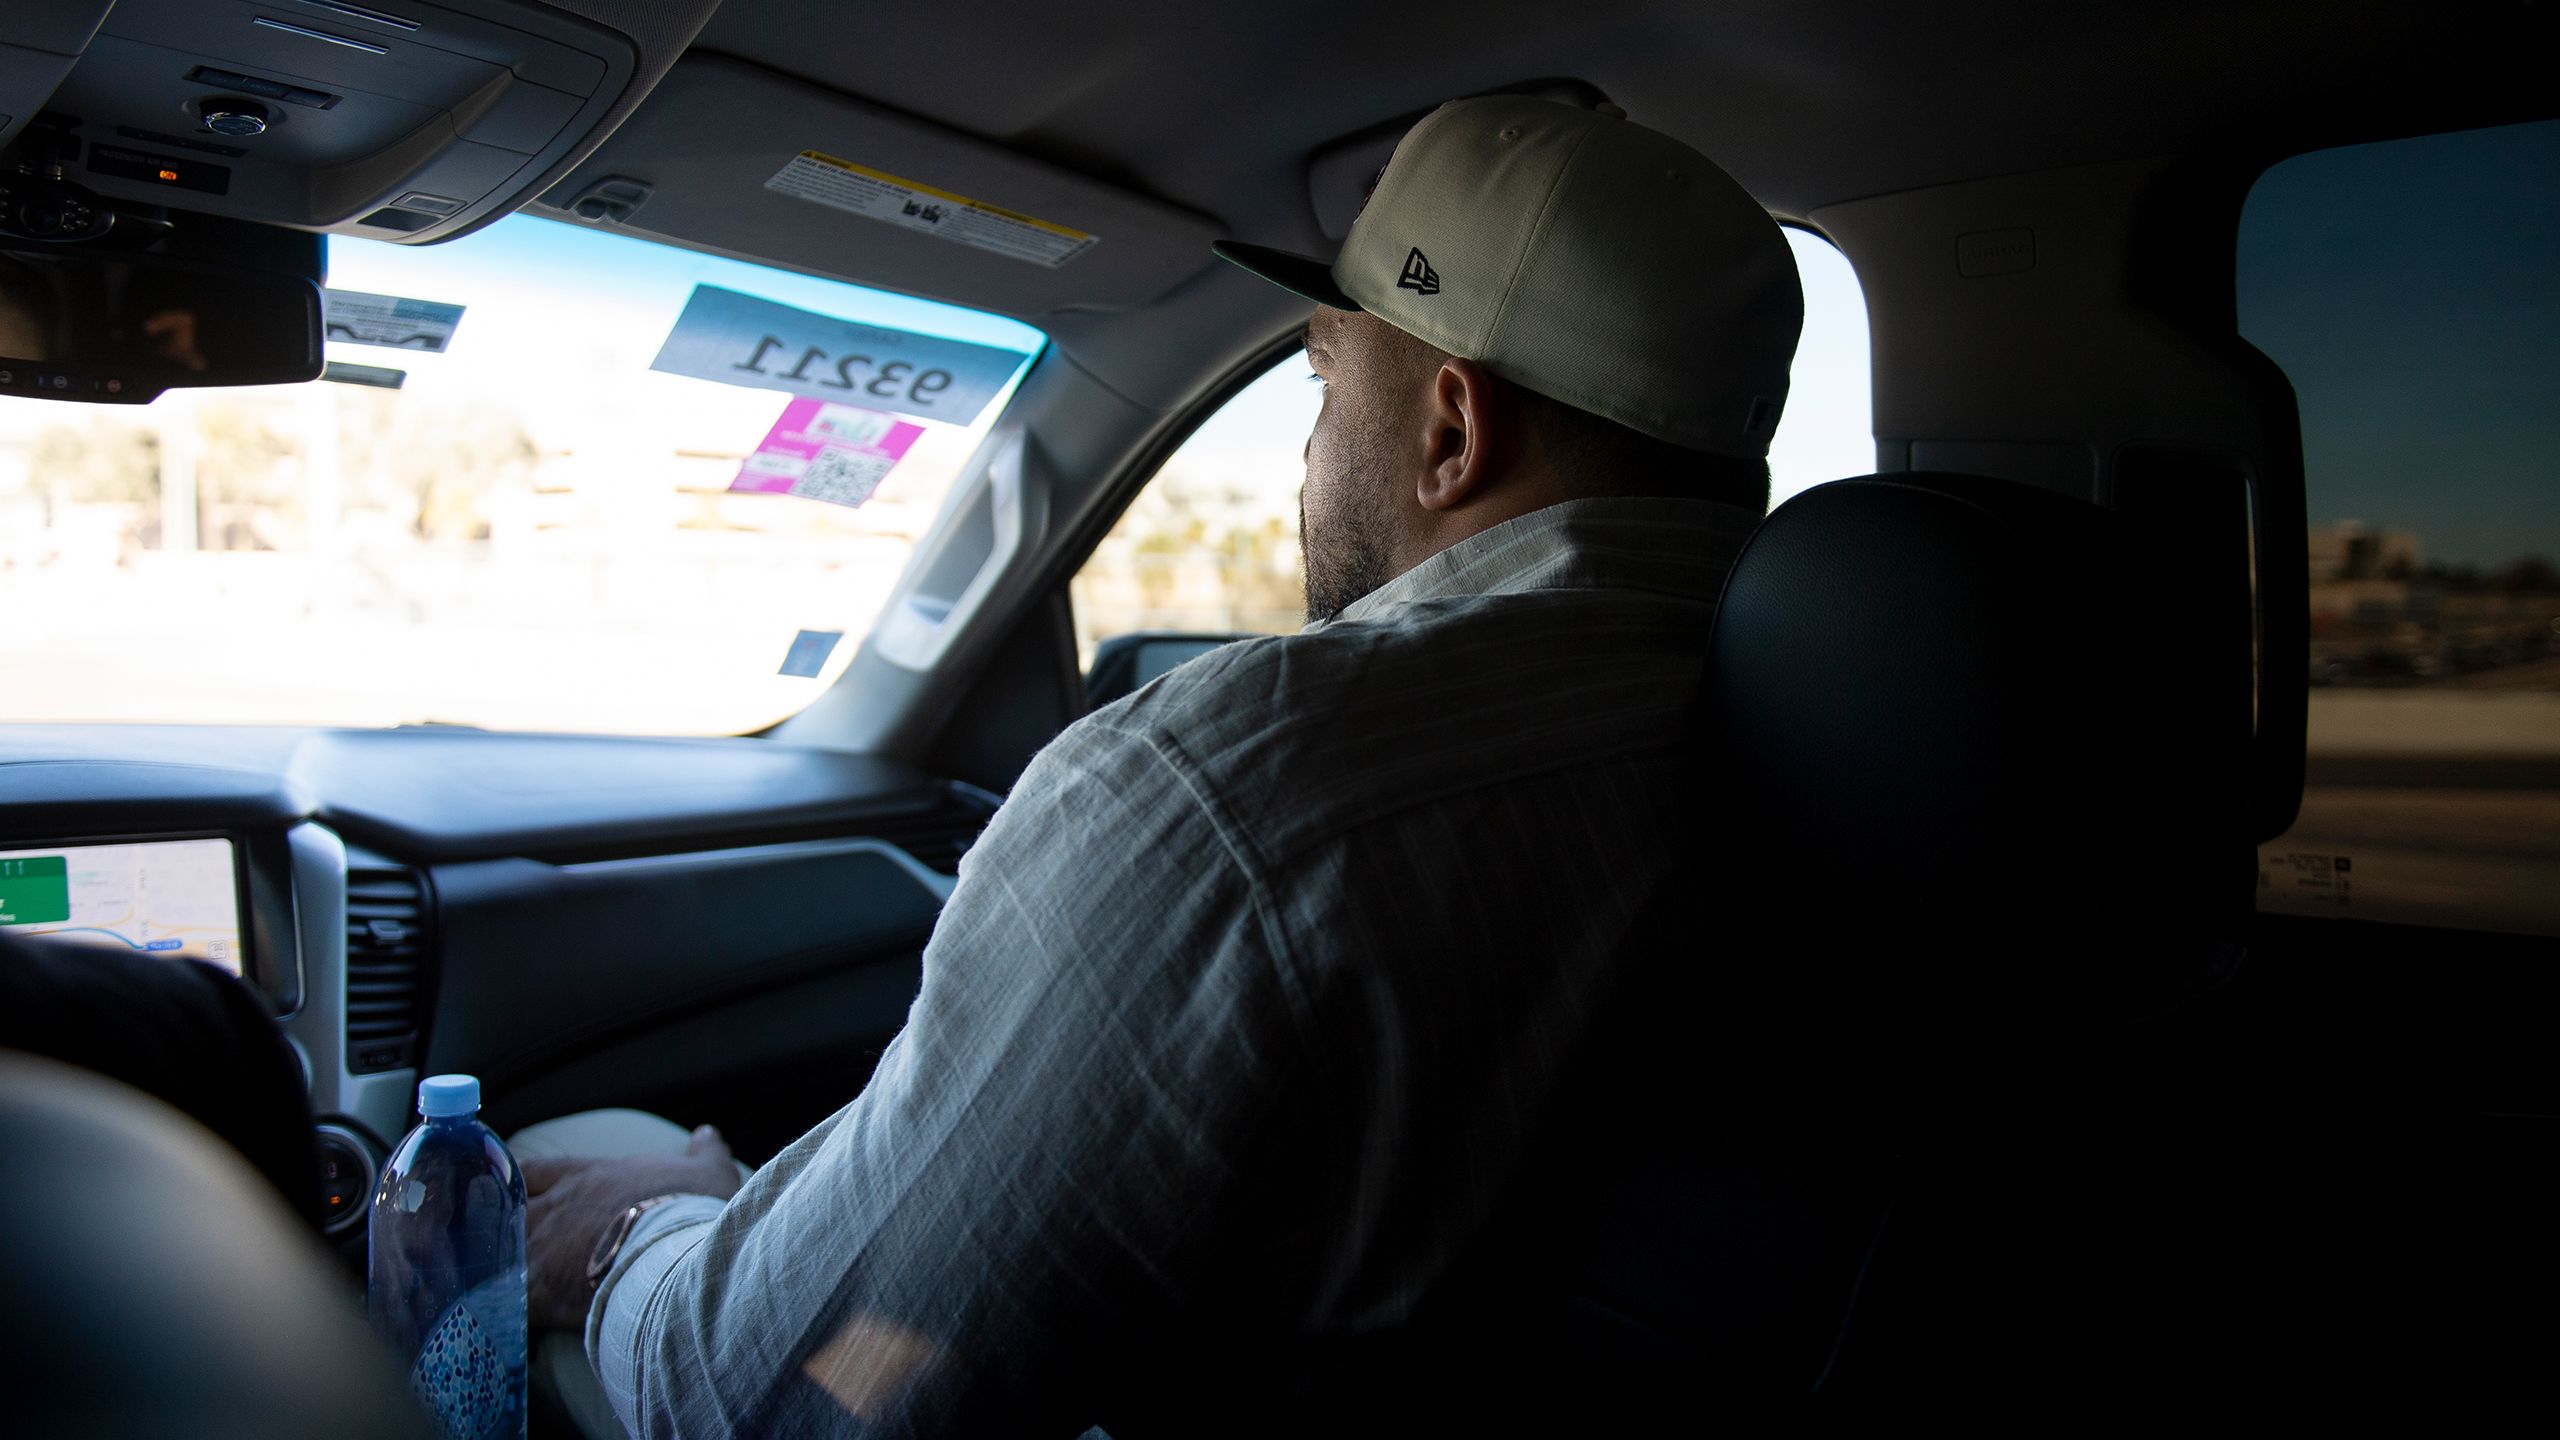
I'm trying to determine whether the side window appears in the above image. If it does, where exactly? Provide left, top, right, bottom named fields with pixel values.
left=1069, top=353, right=1318, bottom=673
left=1769, top=226, right=1875, bottom=506
left=1069, top=225, right=1872, bottom=679
left=2239, top=118, right=2560, bottom=935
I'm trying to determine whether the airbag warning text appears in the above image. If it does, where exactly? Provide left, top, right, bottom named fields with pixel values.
left=2262, top=851, right=2354, bottom=909
left=764, top=151, right=1098, bottom=269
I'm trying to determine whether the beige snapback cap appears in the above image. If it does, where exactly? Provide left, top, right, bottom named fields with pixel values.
left=1217, top=95, right=1804, bottom=460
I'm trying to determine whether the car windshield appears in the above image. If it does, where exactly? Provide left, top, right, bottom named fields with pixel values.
left=0, top=215, right=1045, bottom=735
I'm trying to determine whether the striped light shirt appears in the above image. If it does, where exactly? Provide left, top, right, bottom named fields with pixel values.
left=591, top=495, right=1757, bottom=1437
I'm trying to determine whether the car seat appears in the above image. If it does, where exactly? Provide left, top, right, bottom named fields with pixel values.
left=1535, top=471, right=2252, bottom=1412
left=0, top=1048, right=439, bottom=1440
left=1214, top=472, right=2252, bottom=1428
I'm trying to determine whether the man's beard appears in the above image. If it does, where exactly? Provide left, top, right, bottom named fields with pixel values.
left=1299, top=481, right=1397, bottom=625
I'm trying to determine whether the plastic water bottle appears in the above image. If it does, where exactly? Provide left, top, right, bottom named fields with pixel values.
left=370, top=1074, right=528, bottom=1440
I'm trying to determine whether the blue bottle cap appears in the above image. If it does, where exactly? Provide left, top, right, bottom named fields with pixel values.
left=416, top=1074, right=481, bottom=1119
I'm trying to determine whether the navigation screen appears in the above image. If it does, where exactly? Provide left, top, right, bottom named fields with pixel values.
left=0, top=838, right=244, bottom=976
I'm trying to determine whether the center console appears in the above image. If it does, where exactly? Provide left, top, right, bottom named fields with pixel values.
left=289, top=823, right=430, bottom=1238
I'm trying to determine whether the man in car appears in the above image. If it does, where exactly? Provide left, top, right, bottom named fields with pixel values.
left=523, top=94, right=1802, bottom=1437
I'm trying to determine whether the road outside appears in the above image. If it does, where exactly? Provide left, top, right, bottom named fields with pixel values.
left=2262, top=691, right=2560, bottom=935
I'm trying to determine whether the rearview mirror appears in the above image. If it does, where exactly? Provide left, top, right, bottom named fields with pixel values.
left=0, top=213, right=324, bottom=404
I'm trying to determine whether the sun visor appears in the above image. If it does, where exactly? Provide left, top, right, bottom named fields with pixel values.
left=532, top=54, right=1223, bottom=321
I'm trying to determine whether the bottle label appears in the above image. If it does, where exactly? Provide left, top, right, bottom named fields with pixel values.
left=411, top=1287, right=511, bottom=1438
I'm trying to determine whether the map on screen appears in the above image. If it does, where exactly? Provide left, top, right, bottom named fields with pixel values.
left=0, top=838, right=244, bottom=976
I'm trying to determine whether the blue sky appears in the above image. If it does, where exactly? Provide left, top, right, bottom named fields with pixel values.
left=2239, top=117, right=2559, bottom=568
left=329, top=214, right=1047, bottom=357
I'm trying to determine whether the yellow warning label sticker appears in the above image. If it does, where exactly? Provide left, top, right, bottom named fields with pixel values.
left=764, top=151, right=1098, bottom=269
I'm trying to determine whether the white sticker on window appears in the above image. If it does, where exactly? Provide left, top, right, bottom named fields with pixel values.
left=764, top=151, right=1098, bottom=269
left=2261, top=851, right=2354, bottom=909
left=323, top=289, right=465, bottom=352
left=778, top=629, right=843, bottom=678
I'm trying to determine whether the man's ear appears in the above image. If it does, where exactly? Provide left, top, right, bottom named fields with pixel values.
left=1415, top=356, right=1502, bottom=513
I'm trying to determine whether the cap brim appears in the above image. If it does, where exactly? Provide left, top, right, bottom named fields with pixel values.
left=1212, top=240, right=1362, bottom=311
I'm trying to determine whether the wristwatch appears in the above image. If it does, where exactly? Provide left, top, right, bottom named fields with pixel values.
left=586, top=1194, right=695, bottom=1284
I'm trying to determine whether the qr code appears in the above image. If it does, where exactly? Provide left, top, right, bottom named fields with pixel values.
left=792, top=446, right=892, bottom=507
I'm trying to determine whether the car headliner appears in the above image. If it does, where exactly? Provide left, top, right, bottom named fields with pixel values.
left=694, top=0, right=2552, bottom=246
left=554, top=0, right=2555, bottom=424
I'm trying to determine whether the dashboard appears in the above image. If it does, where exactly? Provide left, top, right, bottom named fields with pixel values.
left=0, top=723, right=986, bottom=1239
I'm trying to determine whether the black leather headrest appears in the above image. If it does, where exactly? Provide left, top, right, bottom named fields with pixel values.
left=1701, top=473, right=2247, bottom=1064
left=0, top=1051, right=440, bottom=1440
left=0, top=931, right=320, bottom=1223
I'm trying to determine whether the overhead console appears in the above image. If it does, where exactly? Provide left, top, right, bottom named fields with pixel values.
left=1, top=0, right=719, bottom=244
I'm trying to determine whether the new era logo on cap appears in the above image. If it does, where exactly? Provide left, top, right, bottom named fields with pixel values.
left=1397, top=248, right=1440, bottom=296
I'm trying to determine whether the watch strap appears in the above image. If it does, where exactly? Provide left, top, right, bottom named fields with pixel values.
left=586, top=1192, right=695, bottom=1284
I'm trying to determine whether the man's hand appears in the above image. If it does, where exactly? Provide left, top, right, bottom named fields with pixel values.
left=523, top=1125, right=744, bottom=1332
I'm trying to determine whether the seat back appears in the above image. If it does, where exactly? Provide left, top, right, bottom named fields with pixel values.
left=0, top=931, right=322, bottom=1223
left=0, top=1049, right=439, bottom=1440
left=1702, top=473, right=2248, bottom=1066
left=1118, top=474, right=2256, bottom=1429
left=1532, top=473, right=2252, bottom=1404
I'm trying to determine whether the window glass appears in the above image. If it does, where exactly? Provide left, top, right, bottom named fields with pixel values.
left=0, top=215, right=1044, bottom=734
left=2239, top=118, right=2560, bottom=935
left=1069, top=355, right=1317, bottom=669
left=1769, top=226, right=1875, bottom=507
left=1067, top=226, right=1872, bottom=670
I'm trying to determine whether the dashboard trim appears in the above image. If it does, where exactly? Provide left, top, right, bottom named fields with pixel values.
left=556, top=835, right=959, bottom=903
left=283, top=821, right=415, bottom=1149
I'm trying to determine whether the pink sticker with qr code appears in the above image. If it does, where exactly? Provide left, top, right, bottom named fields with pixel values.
left=730, top=398, right=924, bottom=509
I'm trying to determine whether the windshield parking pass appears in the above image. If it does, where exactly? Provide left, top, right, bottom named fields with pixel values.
left=649, top=285, right=1024, bottom=426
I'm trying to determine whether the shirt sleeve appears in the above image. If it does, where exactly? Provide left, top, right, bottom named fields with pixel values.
left=588, top=1195, right=723, bottom=1422
left=591, top=714, right=1311, bottom=1439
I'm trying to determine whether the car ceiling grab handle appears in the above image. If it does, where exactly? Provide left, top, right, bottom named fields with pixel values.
left=869, top=427, right=1052, bottom=674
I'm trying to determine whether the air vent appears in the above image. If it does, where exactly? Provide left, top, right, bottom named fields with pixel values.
left=891, top=828, right=977, bottom=876
left=868, top=797, right=994, bottom=877
left=344, top=865, right=430, bottom=1073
